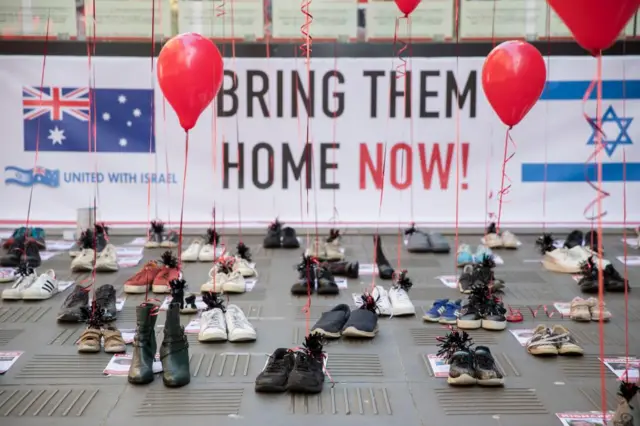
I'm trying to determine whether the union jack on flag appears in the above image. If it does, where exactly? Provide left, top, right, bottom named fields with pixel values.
left=22, top=86, right=154, bottom=153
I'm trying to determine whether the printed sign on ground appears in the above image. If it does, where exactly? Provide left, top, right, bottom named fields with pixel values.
left=600, top=357, right=639, bottom=381
left=556, top=412, right=613, bottom=426
left=0, top=351, right=23, bottom=374
left=103, top=353, right=162, bottom=376
left=436, top=275, right=458, bottom=289
left=426, top=354, right=449, bottom=378
left=509, top=329, right=534, bottom=347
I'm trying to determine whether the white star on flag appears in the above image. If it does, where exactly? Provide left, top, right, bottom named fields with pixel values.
left=102, top=112, right=111, bottom=121
left=48, top=126, right=66, bottom=145
left=133, top=108, right=142, bottom=118
left=119, top=138, right=128, bottom=147
left=118, top=95, right=127, bottom=104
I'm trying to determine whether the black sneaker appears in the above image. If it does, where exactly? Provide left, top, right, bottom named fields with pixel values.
left=473, top=346, right=504, bottom=386
left=282, top=226, right=300, bottom=249
left=291, top=256, right=317, bottom=295
left=69, top=229, right=92, bottom=257
left=482, top=299, right=507, bottom=331
left=24, top=239, right=41, bottom=268
left=255, top=348, right=294, bottom=392
left=373, top=235, right=394, bottom=280
left=535, top=233, right=556, bottom=254
left=316, top=266, right=339, bottom=295
left=1, top=238, right=24, bottom=267
left=264, top=220, right=283, bottom=248
left=146, top=220, right=165, bottom=248
left=473, top=255, right=505, bottom=292
left=311, top=304, right=350, bottom=338
left=170, top=278, right=198, bottom=314
left=57, top=285, right=90, bottom=322
left=342, top=295, right=378, bottom=338
left=448, top=349, right=477, bottom=386
left=95, top=224, right=109, bottom=253
left=604, top=263, right=630, bottom=293
left=458, top=265, right=475, bottom=294
left=584, top=229, right=599, bottom=253
left=457, top=284, right=486, bottom=330
left=286, top=334, right=326, bottom=394
left=578, top=258, right=599, bottom=294
left=564, top=230, right=584, bottom=249
left=96, top=284, right=117, bottom=322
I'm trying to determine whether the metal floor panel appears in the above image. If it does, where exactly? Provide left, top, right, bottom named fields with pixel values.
left=0, top=233, right=638, bottom=425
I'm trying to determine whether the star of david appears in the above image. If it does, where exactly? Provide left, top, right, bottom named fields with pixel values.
left=586, top=105, right=633, bottom=157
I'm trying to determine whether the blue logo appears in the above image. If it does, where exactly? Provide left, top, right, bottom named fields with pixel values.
left=4, top=166, right=60, bottom=188
left=522, top=79, right=640, bottom=183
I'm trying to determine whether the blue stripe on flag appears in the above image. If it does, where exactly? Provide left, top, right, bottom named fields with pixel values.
left=522, top=163, right=640, bottom=182
left=540, top=80, right=640, bottom=101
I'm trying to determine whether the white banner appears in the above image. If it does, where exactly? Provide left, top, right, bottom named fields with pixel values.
left=84, top=0, right=172, bottom=39
left=177, top=0, right=265, bottom=40
left=365, top=0, right=454, bottom=41
left=0, top=55, right=639, bottom=228
left=0, top=0, right=78, bottom=38
left=271, top=0, right=358, bottom=40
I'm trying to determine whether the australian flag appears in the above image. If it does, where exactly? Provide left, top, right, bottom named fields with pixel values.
left=5, top=166, right=60, bottom=187
left=22, top=86, right=155, bottom=153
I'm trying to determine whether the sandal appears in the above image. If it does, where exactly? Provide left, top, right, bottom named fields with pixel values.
left=103, top=327, right=126, bottom=353
left=77, top=327, right=102, bottom=353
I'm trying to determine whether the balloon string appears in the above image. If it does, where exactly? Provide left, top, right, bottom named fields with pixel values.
left=163, top=99, right=172, bottom=229
left=620, top=41, right=631, bottom=377
left=453, top=0, right=460, bottom=273
left=484, top=0, right=497, bottom=231
left=88, top=0, right=99, bottom=308
left=230, top=0, right=243, bottom=240
left=146, top=0, right=157, bottom=239
left=581, top=55, right=610, bottom=220
left=177, top=132, right=190, bottom=273
left=541, top=4, right=553, bottom=232
left=330, top=42, right=339, bottom=226
left=394, top=15, right=408, bottom=272
left=495, top=128, right=516, bottom=233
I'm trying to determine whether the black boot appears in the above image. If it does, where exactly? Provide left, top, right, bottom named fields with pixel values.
left=128, top=303, right=158, bottom=385
left=321, top=261, right=359, bottom=279
left=291, top=255, right=316, bottom=295
left=160, top=303, right=191, bottom=387
left=373, top=235, right=393, bottom=280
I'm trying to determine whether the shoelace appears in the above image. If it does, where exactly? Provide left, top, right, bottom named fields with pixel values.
left=204, top=311, right=223, bottom=329
left=392, top=287, right=410, bottom=301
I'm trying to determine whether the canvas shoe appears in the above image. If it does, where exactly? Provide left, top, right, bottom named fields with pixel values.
left=388, top=271, right=415, bottom=316
left=456, top=244, right=474, bottom=267
left=550, top=325, right=584, bottom=355
left=310, top=304, right=351, bottom=339
left=233, top=257, right=257, bottom=278
left=198, top=228, right=220, bottom=261
left=95, top=244, right=118, bottom=272
left=483, top=223, right=503, bottom=248
left=473, top=346, right=504, bottom=386
left=222, top=271, right=247, bottom=294
left=1, top=266, right=38, bottom=300
left=542, top=248, right=582, bottom=273
left=371, top=285, right=392, bottom=316
left=422, top=299, right=450, bottom=322
left=586, top=297, right=612, bottom=321
left=198, top=308, right=227, bottom=342
left=325, top=230, right=345, bottom=261
left=342, top=298, right=379, bottom=338
left=482, top=299, right=507, bottom=331
left=225, top=304, right=257, bottom=342
left=145, top=221, right=165, bottom=248
left=526, top=325, right=558, bottom=355
left=123, top=261, right=161, bottom=294
left=57, top=284, right=90, bottom=322
left=22, top=269, right=58, bottom=300
left=200, top=266, right=229, bottom=293
left=181, top=238, right=204, bottom=262
left=305, top=237, right=326, bottom=259
left=569, top=297, right=592, bottom=322
left=501, top=230, right=519, bottom=249
left=255, top=348, right=294, bottom=393
left=71, top=247, right=95, bottom=272
left=152, top=251, right=180, bottom=293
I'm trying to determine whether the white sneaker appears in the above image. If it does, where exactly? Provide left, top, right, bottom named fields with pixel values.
left=198, top=244, right=218, bottom=262
left=389, top=285, right=415, bottom=316
left=198, top=308, right=227, bottom=342
left=181, top=238, right=203, bottom=262
left=225, top=304, right=257, bottom=342
left=222, top=271, right=246, bottom=293
left=354, top=285, right=392, bottom=316
left=234, top=257, right=257, bottom=278
left=71, top=248, right=95, bottom=272
left=200, top=267, right=227, bottom=292
left=542, top=248, right=582, bottom=273
left=95, top=244, right=119, bottom=272
left=2, top=268, right=38, bottom=300
left=22, top=269, right=58, bottom=300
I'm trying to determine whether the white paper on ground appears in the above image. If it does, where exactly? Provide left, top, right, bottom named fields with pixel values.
left=436, top=275, right=458, bottom=289
left=116, top=298, right=125, bottom=311
left=0, top=268, right=16, bottom=281
left=492, top=255, right=504, bottom=265
left=127, top=237, right=148, bottom=246
left=103, top=353, right=162, bottom=376
left=116, top=246, right=144, bottom=256
left=185, top=318, right=201, bottom=334
left=0, top=351, right=23, bottom=374
left=556, top=412, right=614, bottom=426
left=161, top=296, right=208, bottom=311
left=509, top=329, right=534, bottom=347
left=351, top=293, right=364, bottom=307
left=119, top=329, right=136, bottom=344
left=245, top=279, right=257, bottom=292
left=622, top=237, right=639, bottom=247
left=45, top=240, right=75, bottom=251
left=335, top=278, right=348, bottom=289
left=426, top=354, right=449, bottom=378
left=617, top=256, right=640, bottom=266
left=359, top=264, right=378, bottom=275
left=57, top=281, right=75, bottom=292
left=600, top=357, right=639, bottom=381
left=39, top=251, right=59, bottom=261
left=118, top=257, right=143, bottom=268
left=553, top=302, right=571, bottom=316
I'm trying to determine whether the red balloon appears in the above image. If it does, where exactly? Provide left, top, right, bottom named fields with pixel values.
left=482, top=41, right=546, bottom=128
left=157, top=33, right=224, bottom=131
left=547, top=0, right=639, bottom=54
left=394, top=0, right=420, bottom=17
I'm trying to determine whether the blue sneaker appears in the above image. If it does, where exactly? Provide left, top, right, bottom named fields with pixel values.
left=439, top=300, right=462, bottom=324
left=474, top=245, right=493, bottom=263
left=457, top=244, right=474, bottom=267
left=422, top=299, right=449, bottom=322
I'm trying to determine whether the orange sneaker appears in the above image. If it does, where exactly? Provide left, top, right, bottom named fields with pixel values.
left=123, top=261, right=160, bottom=294
left=152, top=251, right=180, bottom=294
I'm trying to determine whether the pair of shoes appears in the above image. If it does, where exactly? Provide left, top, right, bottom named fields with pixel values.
left=208, top=244, right=258, bottom=279
left=57, top=284, right=118, bottom=322
left=168, top=278, right=198, bottom=314
left=263, top=219, right=299, bottom=249
left=255, top=334, right=326, bottom=393
left=482, top=222, right=519, bottom=249
left=291, top=256, right=339, bottom=295
left=456, top=244, right=492, bottom=267
left=457, top=283, right=507, bottom=331
left=353, top=285, right=392, bottom=316
left=423, top=299, right=461, bottom=324
left=2, top=227, right=46, bottom=250
left=311, top=302, right=379, bottom=339
left=404, top=225, right=450, bottom=253
left=321, top=260, right=359, bottom=278
left=437, top=329, right=503, bottom=386
left=78, top=325, right=126, bottom=353
left=128, top=302, right=190, bottom=387
left=305, top=230, right=345, bottom=261
left=569, top=296, right=612, bottom=321
left=526, top=324, right=583, bottom=355
left=565, top=229, right=600, bottom=253
left=1, top=237, right=41, bottom=268
left=457, top=255, right=506, bottom=294
left=123, top=252, right=179, bottom=294
left=2, top=267, right=58, bottom=300
left=69, top=226, right=108, bottom=257
left=180, top=228, right=220, bottom=261
left=71, top=227, right=117, bottom=272
left=201, top=260, right=249, bottom=294
left=144, top=221, right=179, bottom=248
left=537, top=233, right=594, bottom=273
left=198, top=294, right=257, bottom=342
left=577, top=257, right=629, bottom=293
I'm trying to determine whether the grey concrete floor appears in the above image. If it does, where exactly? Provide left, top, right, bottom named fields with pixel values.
left=0, top=232, right=638, bottom=426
